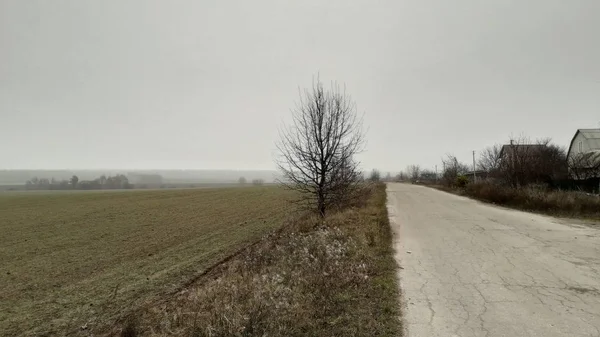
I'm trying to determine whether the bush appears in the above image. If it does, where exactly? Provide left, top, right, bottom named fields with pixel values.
left=461, top=181, right=600, bottom=218
left=455, top=175, right=469, bottom=188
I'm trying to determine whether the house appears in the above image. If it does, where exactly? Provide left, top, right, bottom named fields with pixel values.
left=464, top=169, right=488, bottom=182
left=567, top=129, right=600, bottom=179
left=497, top=141, right=563, bottom=187
left=498, top=141, right=547, bottom=165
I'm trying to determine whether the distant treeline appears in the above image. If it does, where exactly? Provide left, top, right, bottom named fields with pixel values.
left=0, top=170, right=280, bottom=185
left=25, top=174, right=132, bottom=190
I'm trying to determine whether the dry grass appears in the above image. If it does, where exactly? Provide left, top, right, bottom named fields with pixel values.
left=0, top=187, right=296, bottom=336
left=114, top=183, right=402, bottom=337
left=437, top=181, right=600, bottom=219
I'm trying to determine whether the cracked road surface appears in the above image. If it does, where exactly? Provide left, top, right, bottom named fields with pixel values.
left=387, top=183, right=600, bottom=337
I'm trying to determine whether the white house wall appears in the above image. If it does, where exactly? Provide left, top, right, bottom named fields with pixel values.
left=585, top=138, right=600, bottom=151
left=568, top=132, right=586, bottom=159
left=568, top=132, right=600, bottom=159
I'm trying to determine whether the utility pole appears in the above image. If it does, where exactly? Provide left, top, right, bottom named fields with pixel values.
left=472, top=150, right=477, bottom=183
left=435, top=165, right=438, bottom=184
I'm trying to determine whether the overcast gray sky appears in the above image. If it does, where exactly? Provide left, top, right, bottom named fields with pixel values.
left=1, top=0, right=599, bottom=172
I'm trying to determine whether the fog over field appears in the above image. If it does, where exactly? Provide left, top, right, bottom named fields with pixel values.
left=0, top=169, right=280, bottom=185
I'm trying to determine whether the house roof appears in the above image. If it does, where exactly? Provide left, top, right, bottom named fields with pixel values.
left=578, top=129, right=600, bottom=139
left=499, top=144, right=546, bottom=158
left=465, top=169, right=487, bottom=175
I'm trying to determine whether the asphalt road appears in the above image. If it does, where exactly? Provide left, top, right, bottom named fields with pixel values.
left=387, top=183, right=600, bottom=337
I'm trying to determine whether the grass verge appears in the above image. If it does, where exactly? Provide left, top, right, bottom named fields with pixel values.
left=113, top=183, right=402, bottom=336
left=434, top=181, right=600, bottom=219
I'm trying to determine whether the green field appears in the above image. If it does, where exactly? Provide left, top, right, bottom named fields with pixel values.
left=0, top=187, right=295, bottom=336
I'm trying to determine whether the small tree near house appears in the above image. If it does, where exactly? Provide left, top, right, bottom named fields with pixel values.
left=478, top=144, right=502, bottom=174
left=441, top=154, right=470, bottom=186
left=568, top=153, right=600, bottom=180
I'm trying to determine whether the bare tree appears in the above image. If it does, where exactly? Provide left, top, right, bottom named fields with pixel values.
left=369, top=169, right=381, bottom=182
left=420, top=169, right=437, bottom=181
left=478, top=144, right=502, bottom=173
left=276, top=78, right=364, bottom=217
left=238, top=177, right=247, bottom=185
left=536, top=138, right=568, bottom=183
left=442, top=154, right=469, bottom=186
left=568, top=151, right=600, bottom=180
left=406, top=165, right=421, bottom=181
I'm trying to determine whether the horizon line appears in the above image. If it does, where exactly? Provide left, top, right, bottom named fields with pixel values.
left=0, top=168, right=280, bottom=171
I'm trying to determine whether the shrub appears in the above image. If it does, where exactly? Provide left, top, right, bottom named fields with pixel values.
left=461, top=181, right=600, bottom=218
left=455, top=175, right=469, bottom=188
